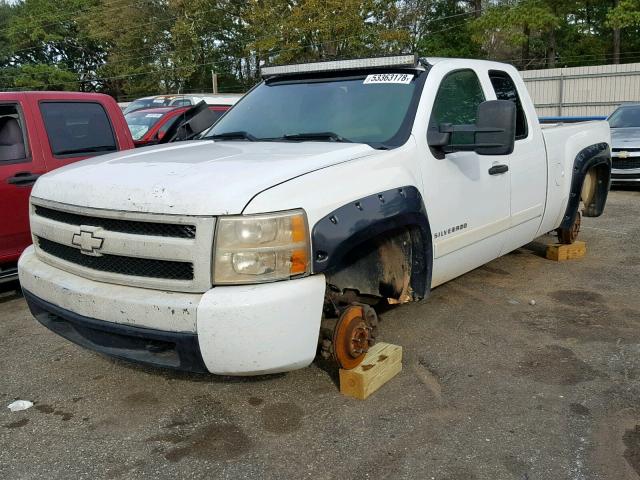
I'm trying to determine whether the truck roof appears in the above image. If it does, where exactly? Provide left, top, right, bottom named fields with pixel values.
left=0, top=91, right=117, bottom=102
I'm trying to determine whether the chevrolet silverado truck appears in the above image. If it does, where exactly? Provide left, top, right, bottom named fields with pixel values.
left=18, top=56, right=612, bottom=375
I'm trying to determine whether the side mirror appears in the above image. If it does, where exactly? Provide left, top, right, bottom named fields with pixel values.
left=427, top=100, right=516, bottom=155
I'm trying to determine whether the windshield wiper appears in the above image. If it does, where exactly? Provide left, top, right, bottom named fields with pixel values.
left=208, top=131, right=257, bottom=141
left=280, top=132, right=352, bottom=143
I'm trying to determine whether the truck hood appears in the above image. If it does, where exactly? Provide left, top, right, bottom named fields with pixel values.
left=33, top=140, right=376, bottom=215
left=610, top=127, right=640, bottom=149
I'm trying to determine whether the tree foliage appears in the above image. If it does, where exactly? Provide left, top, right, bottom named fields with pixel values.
left=0, top=0, right=636, bottom=98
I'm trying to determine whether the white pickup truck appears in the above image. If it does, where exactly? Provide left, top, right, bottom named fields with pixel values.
left=18, top=56, right=612, bottom=375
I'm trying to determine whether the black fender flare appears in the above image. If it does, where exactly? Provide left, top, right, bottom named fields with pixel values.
left=311, top=186, right=432, bottom=299
left=560, top=142, right=611, bottom=229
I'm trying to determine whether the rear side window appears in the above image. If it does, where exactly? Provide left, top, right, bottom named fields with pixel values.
left=0, top=104, right=27, bottom=163
left=489, top=70, right=528, bottom=140
left=39, top=102, right=117, bottom=157
left=430, top=69, right=486, bottom=145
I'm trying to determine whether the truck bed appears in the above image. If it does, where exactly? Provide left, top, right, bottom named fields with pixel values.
left=537, top=120, right=611, bottom=235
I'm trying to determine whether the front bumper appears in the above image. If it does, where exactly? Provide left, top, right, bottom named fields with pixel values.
left=18, top=246, right=326, bottom=375
left=24, top=289, right=208, bottom=372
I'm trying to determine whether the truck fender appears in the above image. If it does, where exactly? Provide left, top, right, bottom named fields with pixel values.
left=311, top=186, right=432, bottom=300
left=560, top=142, right=611, bottom=229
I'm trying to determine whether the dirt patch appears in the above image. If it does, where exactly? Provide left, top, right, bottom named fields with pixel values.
left=412, top=359, right=444, bottom=403
left=4, top=418, right=29, bottom=429
left=35, top=404, right=54, bottom=414
left=516, top=306, right=639, bottom=343
left=570, top=403, right=591, bottom=416
left=35, top=403, right=73, bottom=421
left=516, top=345, right=599, bottom=385
left=479, top=265, right=511, bottom=276
left=123, top=391, right=159, bottom=406
left=162, top=423, right=252, bottom=462
left=261, top=403, right=303, bottom=434
left=146, top=432, right=185, bottom=444
left=623, top=425, right=640, bottom=476
left=248, top=397, right=264, bottom=406
left=549, top=289, right=605, bottom=307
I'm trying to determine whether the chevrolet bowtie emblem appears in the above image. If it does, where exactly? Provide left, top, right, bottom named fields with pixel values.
left=618, top=151, right=630, bottom=158
left=72, top=227, right=105, bottom=256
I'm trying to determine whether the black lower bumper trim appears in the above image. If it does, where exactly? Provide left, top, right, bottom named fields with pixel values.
left=23, top=290, right=208, bottom=373
left=612, top=172, right=640, bottom=181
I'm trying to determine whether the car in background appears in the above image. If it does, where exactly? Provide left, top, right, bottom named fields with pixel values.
left=0, top=92, right=135, bottom=283
left=125, top=103, right=232, bottom=147
left=123, top=93, right=241, bottom=115
left=607, top=103, right=640, bottom=184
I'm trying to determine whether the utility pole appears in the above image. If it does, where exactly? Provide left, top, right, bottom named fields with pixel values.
left=613, top=0, right=621, bottom=64
left=211, top=70, right=218, bottom=94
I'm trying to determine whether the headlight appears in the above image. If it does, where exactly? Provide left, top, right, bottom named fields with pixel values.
left=213, top=209, right=310, bottom=284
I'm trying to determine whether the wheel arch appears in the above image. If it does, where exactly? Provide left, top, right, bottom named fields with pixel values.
left=559, top=142, right=611, bottom=230
left=311, top=186, right=432, bottom=301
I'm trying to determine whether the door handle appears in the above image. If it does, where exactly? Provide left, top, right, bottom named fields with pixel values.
left=7, top=171, right=41, bottom=186
left=488, top=164, right=509, bottom=175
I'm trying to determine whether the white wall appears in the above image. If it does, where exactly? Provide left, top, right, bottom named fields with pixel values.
left=520, top=62, right=640, bottom=117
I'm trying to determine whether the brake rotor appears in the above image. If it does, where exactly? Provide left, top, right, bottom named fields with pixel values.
left=557, top=210, right=582, bottom=244
left=332, top=304, right=377, bottom=369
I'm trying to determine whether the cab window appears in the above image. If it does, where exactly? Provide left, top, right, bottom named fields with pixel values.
left=0, top=104, right=27, bottom=163
left=489, top=70, right=528, bottom=140
left=430, top=70, right=485, bottom=145
left=40, top=102, right=117, bottom=157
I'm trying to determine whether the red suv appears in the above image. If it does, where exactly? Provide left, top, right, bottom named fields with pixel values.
left=0, top=92, right=134, bottom=283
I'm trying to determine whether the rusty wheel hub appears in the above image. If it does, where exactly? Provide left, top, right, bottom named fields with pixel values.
left=331, top=304, right=377, bottom=369
left=557, top=210, right=582, bottom=244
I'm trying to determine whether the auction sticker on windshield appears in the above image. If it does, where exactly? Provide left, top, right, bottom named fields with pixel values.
left=364, top=73, right=414, bottom=84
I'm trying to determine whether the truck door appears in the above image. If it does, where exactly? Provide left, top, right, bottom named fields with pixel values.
left=487, top=69, right=546, bottom=254
left=0, top=100, right=43, bottom=269
left=423, top=68, right=511, bottom=286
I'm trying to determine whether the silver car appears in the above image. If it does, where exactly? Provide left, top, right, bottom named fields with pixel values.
left=608, top=104, right=640, bottom=184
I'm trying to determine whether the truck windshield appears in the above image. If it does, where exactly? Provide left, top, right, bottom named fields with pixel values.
left=204, top=72, right=424, bottom=148
left=608, top=106, right=640, bottom=128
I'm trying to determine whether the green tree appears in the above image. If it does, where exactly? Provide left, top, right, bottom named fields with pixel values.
left=399, top=0, right=481, bottom=58
left=6, top=0, right=104, bottom=90
left=248, top=0, right=407, bottom=66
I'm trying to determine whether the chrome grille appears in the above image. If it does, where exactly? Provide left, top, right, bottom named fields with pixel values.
left=34, top=205, right=196, bottom=238
left=37, top=237, right=194, bottom=280
left=612, top=157, right=640, bottom=170
left=30, top=198, right=216, bottom=293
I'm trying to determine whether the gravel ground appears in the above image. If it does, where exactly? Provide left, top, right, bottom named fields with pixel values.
left=0, top=189, right=639, bottom=480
